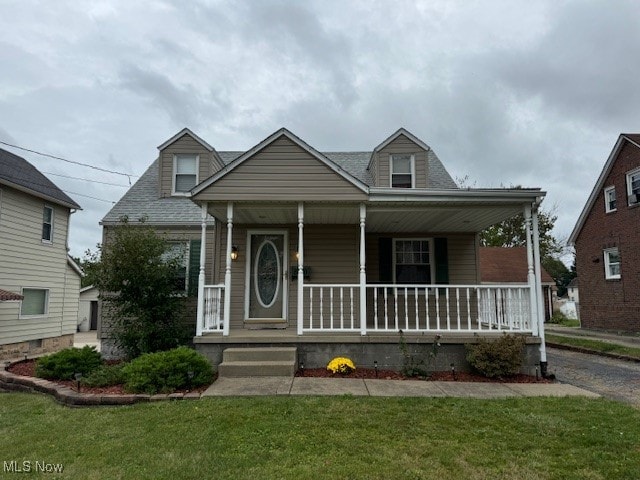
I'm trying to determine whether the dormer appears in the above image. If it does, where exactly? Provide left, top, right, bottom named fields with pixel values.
left=368, top=128, right=433, bottom=189
left=157, top=128, right=224, bottom=198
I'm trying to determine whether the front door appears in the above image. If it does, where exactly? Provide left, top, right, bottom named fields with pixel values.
left=246, top=231, right=287, bottom=321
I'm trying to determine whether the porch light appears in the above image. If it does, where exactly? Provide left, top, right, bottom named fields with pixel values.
left=295, top=251, right=300, bottom=260
left=230, top=246, right=239, bottom=261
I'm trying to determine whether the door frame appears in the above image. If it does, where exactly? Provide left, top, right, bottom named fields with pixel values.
left=244, top=229, right=289, bottom=321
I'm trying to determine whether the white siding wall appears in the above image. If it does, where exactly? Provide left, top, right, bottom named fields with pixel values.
left=0, top=186, right=74, bottom=345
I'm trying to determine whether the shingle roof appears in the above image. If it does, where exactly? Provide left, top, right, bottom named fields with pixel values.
left=0, top=288, right=23, bottom=301
left=0, top=148, right=81, bottom=209
left=479, top=247, right=554, bottom=284
left=567, top=277, right=578, bottom=288
left=102, top=136, right=458, bottom=224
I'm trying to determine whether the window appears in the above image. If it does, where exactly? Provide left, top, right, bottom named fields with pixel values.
left=20, top=288, right=49, bottom=316
left=42, top=205, right=53, bottom=242
left=604, top=186, right=616, bottom=212
left=390, top=154, right=414, bottom=188
left=162, top=242, right=189, bottom=292
left=393, top=239, right=432, bottom=283
left=626, top=167, right=640, bottom=205
left=173, top=154, right=198, bottom=194
left=604, top=248, right=621, bottom=280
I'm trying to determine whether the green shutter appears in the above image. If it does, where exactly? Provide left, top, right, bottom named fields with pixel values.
left=434, top=238, right=449, bottom=285
left=188, top=240, right=201, bottom=297
left=378, top=238, right=393, bottom=283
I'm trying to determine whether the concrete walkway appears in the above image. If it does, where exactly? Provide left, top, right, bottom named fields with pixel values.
left=73, top=331, right=101, bottom=352
left=203, top=376, right=599, bottom=398
left=545, top=324, right=640, bottom=350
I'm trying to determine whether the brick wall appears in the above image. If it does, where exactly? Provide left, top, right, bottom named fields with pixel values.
left=0, top=334, right=74, bottom=361
left=575, top=139, right=640, bottom=332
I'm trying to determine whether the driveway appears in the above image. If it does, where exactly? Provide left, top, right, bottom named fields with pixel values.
left=547, top=347, right=640, bottom=406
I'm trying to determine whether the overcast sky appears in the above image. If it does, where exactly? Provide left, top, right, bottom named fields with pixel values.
left=2, top=0, right=639, bottom=261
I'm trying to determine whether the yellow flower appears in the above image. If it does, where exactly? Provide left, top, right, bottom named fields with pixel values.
left=327, top=357, right=356, bottom=374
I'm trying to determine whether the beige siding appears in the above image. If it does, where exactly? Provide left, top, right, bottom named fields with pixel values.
left=62, top=262, right=81, bottom=335
left=375, top=134, right=429, bottom=188
left=158, top=134, right=222, bottom=198
left=216, top=224, right=359, bottom=329
left=196, top=136, right=367, bottom=202
left=0, top=187, right=73, bottom=345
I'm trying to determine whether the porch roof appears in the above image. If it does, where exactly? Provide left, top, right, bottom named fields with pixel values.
left=199, top=188, right=544, bottom=233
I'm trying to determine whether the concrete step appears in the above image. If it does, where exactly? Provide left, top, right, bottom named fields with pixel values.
left=218, top=360, right=296, bottom=377
left=218, top=347, right=298, bottom=377
left=222, top=347, right=297, bottom=363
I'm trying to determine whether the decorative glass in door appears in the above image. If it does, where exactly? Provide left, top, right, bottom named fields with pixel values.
left=248, top=234, right=285, bottom=319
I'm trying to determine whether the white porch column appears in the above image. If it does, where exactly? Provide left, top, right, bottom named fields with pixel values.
left=524, top=204, right=538, bottom=336
left=195, top=203, right=208, bottom=337
left=359, top=203, right=367, bottom=335
left=223, top=202, right=233, bottom=336
left=297, top=202, right=304, bottom=336
left=531, top=204, right=547, bottom=364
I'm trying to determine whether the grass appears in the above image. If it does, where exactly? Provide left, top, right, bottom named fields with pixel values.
left=1, top=393, right=640, bottom=479
left=546, top=333, right=640, bottom=359
left=550, top=318, right=581, bottom=328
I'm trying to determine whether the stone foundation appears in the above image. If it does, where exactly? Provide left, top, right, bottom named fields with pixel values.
left=0, top=334, right=74, bottom=361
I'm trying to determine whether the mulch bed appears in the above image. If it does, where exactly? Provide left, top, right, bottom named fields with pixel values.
left=297, top=368, right=552, bottom=383
left=7, top=360, right=209, bottom=395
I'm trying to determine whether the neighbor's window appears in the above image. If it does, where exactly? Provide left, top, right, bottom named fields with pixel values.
left=20, top=288, right=49, bottom=316
left=42, top=205, right=53, bottom=242
left=162, top=242, right=189, bottom=292
left=393, top=239, right=432, bottom=283
left=626, top=167, right=640, bottom=205
left=604, top=248, right=621, bottom=280
left=390, top=154, right=414, bottom=188
left=173, top=154, right=198, bottom=194
left=604, top=186, right=616, bottom=212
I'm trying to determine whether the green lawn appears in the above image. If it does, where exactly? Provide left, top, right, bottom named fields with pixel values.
left=546, top=333, right=640, bottom=359
left=1, top=393, right=640, bottom=479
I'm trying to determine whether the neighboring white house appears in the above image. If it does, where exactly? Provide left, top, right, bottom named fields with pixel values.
left=567, top=278, right=579, bottom=303
left=78, top=285, right=99, bottom=332
left=0, top=147, right=82, bottom=360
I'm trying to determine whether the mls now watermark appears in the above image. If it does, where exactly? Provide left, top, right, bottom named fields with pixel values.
left=4, top=460, right=64, bottom=474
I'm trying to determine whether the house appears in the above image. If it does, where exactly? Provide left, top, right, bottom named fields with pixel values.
left=77, top=285, right=99, bottom=332
left=567, top=277, right=579, bottom=303
left=0, top=148, right=82, bottom=360
left=100, top=127, right=549, bottom=372
left=479, top=247, right=555, bottom=322
left=569, top=134, right=640, bottom=332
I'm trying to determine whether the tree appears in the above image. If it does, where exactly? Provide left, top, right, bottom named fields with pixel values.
left=93, top=218, right=190, bottom=359
left=71, top=251, right=101, bottom=288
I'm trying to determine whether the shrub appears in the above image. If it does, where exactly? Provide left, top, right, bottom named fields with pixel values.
left=122, top=347, right=214, bottom=394
left=549, top=312, right=569, bottom=324
left=35, top=346, right=103, bottom=380
left=80, top=363, right=126, bottom=388
left=327, top=357, right=355, bottom=375
left=465, top=334, right=526, bottom=378
left=399, top=332, right=440, bottom=378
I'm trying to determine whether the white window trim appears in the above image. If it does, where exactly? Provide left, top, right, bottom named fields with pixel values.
left=604, top=247, right=621, bottom=280
left=392, top=238, right=435, bottom=285
left=389, top=154, right=415, bottom=189
left=172, top=154, right=200, bottom=196
left=42, top=205, right=54, bottom=244
left=603, top=186, right=617, bottom=213
left=19, top=287, right=50, bottom=318
left=626, top=167, right=640, bottom=205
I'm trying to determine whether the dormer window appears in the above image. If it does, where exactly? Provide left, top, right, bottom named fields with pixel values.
left=390, top=154, right=414, bottom=188
left=173, top=154, right=199, bottom=195
left=626, top=167, right=640, bottom=205
left=604, top=186, right=616, bottom=212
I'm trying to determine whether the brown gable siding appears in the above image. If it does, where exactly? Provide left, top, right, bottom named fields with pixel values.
left=375, top=134, right=428, bottom=188
left=195, top=136, right=367, bottom=202
left=575, top=139, right=640, bottom=332
left=159, top=134, right=220, bottom=198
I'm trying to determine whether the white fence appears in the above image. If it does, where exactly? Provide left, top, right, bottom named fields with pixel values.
left=200, top=285, right=225, bottom=333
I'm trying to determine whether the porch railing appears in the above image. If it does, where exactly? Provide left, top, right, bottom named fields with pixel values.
left=200, top=284, right=225, bottom=334
left=301, top=284, right=532, bottom=334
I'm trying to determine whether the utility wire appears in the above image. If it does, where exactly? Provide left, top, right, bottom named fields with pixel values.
left=1, top=172, right=118, bottom=204
left=0, top=140, right=139, bottom=182
left=63, top=190, right=116, bottom=204
left=42, top=171, right=130, bottom=188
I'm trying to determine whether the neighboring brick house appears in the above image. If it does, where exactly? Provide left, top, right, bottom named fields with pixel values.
left=569, top=134, right=640, bottom=332
left=479, top=247, right=555, bottom=322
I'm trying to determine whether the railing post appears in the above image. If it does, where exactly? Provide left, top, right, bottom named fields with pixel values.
left=195, top=203, right=207, bottom=336
left=297, top=203, right=304, bottom=336
left=223, top=202, right=233, bottom=336
left=524, top=204, right=538, bottom=336
left=359, top=203, right=367, bottom=335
